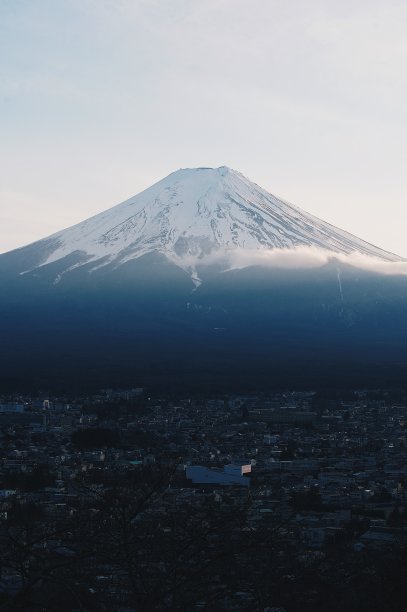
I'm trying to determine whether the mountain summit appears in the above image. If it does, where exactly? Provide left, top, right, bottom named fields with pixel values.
left=12, top=166, right=401, bottom=285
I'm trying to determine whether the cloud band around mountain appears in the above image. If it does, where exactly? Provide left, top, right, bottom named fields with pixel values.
left=173, top=246, right=407, bottom=277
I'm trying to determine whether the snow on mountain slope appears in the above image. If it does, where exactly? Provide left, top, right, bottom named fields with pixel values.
left=16, top=166, right=403, bottom=281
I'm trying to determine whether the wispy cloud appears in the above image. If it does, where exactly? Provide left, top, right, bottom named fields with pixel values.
left=173, top=246, right=407, bottom=277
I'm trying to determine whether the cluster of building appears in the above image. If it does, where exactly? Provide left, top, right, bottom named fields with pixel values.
left=1, top=388, right=407, bottom=608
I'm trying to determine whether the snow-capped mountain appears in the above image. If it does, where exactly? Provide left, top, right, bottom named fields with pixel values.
left=14, top=166, right=402, bottom=284
left=1, top=166, right=407, bottom=393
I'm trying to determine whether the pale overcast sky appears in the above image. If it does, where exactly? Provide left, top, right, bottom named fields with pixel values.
left=1, top=0, right=407, bottom=255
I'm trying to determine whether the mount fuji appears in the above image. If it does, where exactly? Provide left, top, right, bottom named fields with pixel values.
left=1, top=167, right=407, bottom=392
left=5, top=166, right=403, bottom=282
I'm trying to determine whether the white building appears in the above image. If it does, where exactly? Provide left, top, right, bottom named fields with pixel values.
left=186, top=463, right=251, bottom=487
